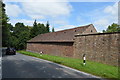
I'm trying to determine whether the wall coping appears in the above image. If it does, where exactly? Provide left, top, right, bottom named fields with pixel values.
left=75, top=32, right=120, bottom=37
left=27, top=41, right=74, bottom=43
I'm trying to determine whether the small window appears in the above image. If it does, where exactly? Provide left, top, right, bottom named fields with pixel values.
left=91, top=30, right=93, bottom=32
left=75, top=30, right=77, bottom=32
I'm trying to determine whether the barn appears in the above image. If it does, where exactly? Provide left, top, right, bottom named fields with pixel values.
left=26, top=24, right=97, bottom=57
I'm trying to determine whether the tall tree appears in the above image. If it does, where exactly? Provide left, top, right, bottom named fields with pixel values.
left=1, top=1, right=10, bottom=47
left=37, top=23, right=47, bottom=34
left=52, top=27, right=55, bottom=32
left=103, top=23, right=120, bottom=33
left=46, top=21, right=50, bottom=32
left=30, top=20, right=50, bottom=38
left=30, top=20, right=38, bottom=38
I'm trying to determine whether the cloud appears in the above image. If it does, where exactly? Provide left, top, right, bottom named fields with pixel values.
left=93, top=18, right=110, bottom=32
left=55, top=25, right=76, bottom=31
left=93, top=2, right=118, bottom=32
left=5, top=3, right=22, bottom=17
left=21, top=2, right=72, bottom=19
left=5, top=1, right=118, bottom=32
left=53, top=20, right=68, bottom=25
left=5, top=0, right=72, bottom=20
left=103, top=2, right=118, bottom=22
left=104, top=2, right=118, bottom=15
left=29, top=15, right=45, bottom=19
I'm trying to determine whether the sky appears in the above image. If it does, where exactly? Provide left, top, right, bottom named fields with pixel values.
left=4, top=0, right=118, bottom=32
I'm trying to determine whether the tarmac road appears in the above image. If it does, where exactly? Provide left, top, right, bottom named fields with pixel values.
left=2, top=52, right=102, bottom=79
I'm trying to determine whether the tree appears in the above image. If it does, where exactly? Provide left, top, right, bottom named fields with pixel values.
left=7, top=23, right=14, bottom=32
left=9, top=35, right=18, bottom=49
left=37, top=23, right=47, bottom=34
left=102, top=30, right=106, bottom=33
left=11, top=22, right=30, bottom=50
left=103, top=23, right=120, bottom=33
left=30, top=20, right=38, bottom=38
left=1, top=1, right=10, bottom=47
left=17, top=30, right=30, bottom=49
left=46, top=21, right=50, bottom=32
left=13, top=22, right=26, bottom=37
left=30, top=20, right=50, bottom=38
left=52, top=27, right=55, bottom=32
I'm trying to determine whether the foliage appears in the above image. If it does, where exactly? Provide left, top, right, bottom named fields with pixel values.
left=9, top=36, right=18, bottom=48
left=52, top=27, right=55, bottom=32
left=37, top=23, right=48, bottom=34
left=1, top=1, right=10, bottom=47
left=30, top=20, right=38, bottom=38
left=30, top=20, right=50, bottom=38
left=18, top=50, right=118, bottom=79
left=3, top=20, right=52, bottom=50
left=103, top=23, right=120, bottom=33
left=46, top=21, right=50, bottom=33
left=10, top=22, right=30, bottom=50
left=5, top=20, right=52, bottom=50
left=7, top=23, right=14, bottom=31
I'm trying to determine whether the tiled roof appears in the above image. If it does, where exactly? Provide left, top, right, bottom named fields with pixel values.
left=27, top=24, right=93, bottom=42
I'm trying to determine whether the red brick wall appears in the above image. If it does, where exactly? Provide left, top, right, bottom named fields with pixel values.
left=74, top=32, right=120, bottom=66
left=27, top=42, right=74, bottom=57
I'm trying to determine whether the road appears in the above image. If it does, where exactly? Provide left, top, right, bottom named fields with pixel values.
left=2, top=52, right=102, bottom=79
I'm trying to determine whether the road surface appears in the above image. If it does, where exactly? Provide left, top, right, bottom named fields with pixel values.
left=2, top=52, right=102, bottom=79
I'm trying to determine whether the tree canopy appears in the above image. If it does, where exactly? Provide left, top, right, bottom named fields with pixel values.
left=52, top=27, right=55, bottom=32
left=30, top=20, right=50, bottom=38
left=103, top=23, right=120, bottom=33
left=46, top=21, right=50, bottom=33
left=6, top=20, right=52, bottom=50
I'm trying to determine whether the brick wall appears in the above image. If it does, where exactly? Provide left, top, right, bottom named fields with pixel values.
left=74, top=32, right=120, bottom=66
left=27, top=42, right=74, bottom=57
left=82, top=24, right=97, bottom=34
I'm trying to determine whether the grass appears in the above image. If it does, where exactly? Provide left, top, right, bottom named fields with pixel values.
left=17, top=50, right=119, bottom=79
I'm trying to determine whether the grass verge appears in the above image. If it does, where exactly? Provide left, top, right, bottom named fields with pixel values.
left=17, top=50, right=118, bottom=79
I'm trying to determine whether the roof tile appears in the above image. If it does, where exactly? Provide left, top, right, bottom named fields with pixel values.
left=28, top=24, right=93, bottom=42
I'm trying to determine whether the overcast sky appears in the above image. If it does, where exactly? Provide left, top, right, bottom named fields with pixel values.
left=4, top=0, right=118, bottom=32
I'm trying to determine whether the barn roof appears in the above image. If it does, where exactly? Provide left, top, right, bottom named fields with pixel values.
left=27, top=24, right=94, bottom=42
